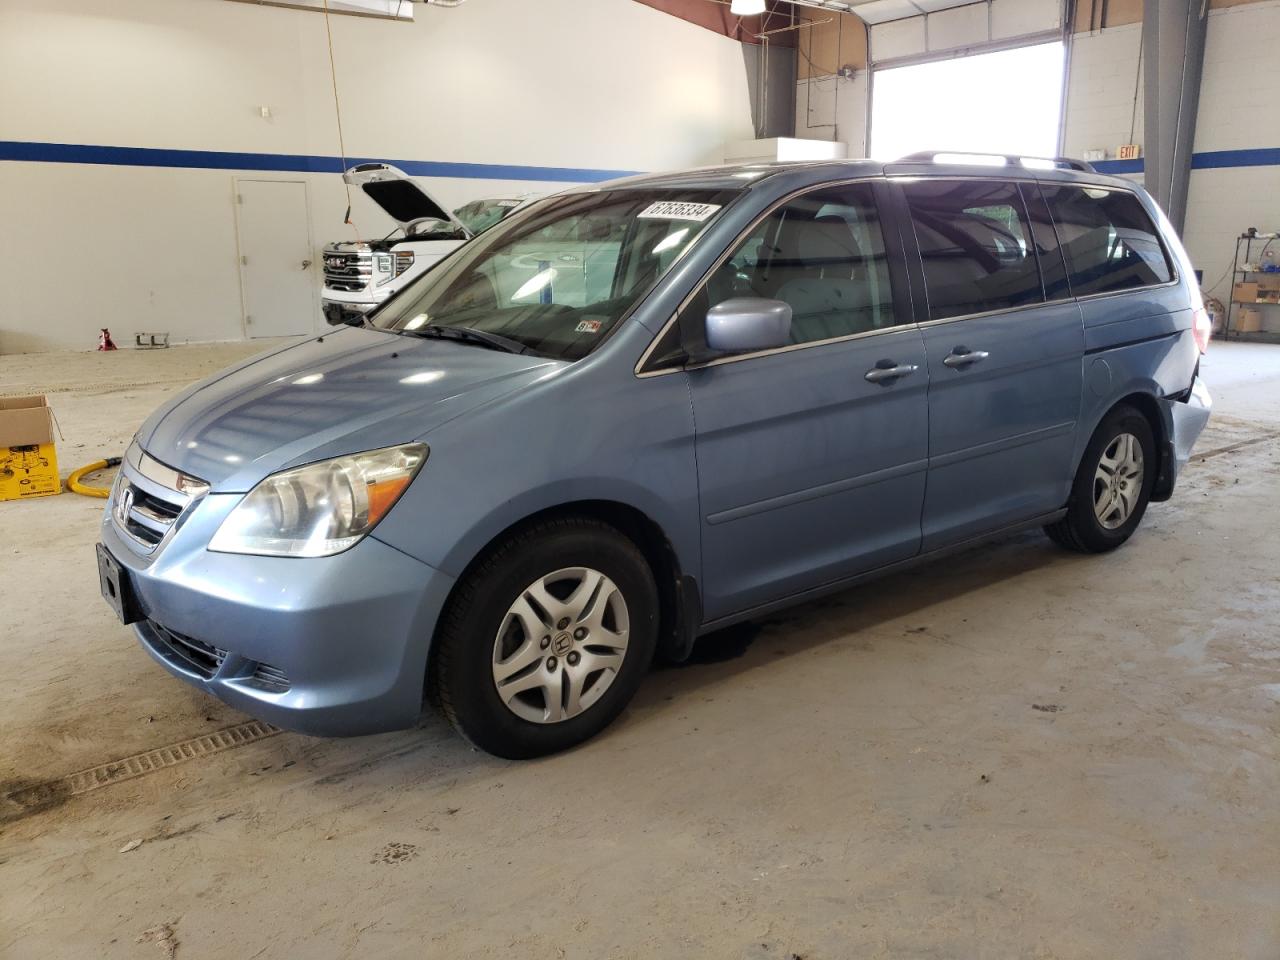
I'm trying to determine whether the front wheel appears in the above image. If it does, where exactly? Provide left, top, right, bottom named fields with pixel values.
left=1045, top=405, right=1156, bottom=554
left=429, top=518, right=658, bottom=759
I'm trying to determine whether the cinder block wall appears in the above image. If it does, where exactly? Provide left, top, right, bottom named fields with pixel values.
left=1067, top=2, right=1280, bottom=328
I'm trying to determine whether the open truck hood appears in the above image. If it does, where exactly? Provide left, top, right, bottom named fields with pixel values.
left=344, top=162, right=471, bottom=236
left=135, top=327, right=561, bottom=491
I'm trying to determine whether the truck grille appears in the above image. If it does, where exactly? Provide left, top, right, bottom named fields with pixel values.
left=323, top=250, right=373, bottom=292
left=111, top=444, right=208, bottom=554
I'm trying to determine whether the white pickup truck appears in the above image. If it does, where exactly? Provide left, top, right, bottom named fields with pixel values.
left=321, top=163, right=537, bottom=325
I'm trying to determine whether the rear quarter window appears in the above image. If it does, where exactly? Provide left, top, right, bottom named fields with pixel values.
left=1039, top=185, right=1174, bottom=296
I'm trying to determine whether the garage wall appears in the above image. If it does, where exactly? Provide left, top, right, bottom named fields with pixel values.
left=793, top=8, right=869, bottom=155
left=1063, top=0, right=1280, bottom=330
left=1061, top=21, right=1145, bottom=159
left=0, top=0, right=755, bottom=353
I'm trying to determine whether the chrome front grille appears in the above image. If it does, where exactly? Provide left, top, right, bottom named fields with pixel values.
left=111, top=443, right=208, bottom=554
left=116, top=486, right=182, bottom=546
left=323, top=250, right=373, bottom=292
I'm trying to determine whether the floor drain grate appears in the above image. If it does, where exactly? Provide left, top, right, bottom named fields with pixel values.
left=1, top=720, right=282, bottom=822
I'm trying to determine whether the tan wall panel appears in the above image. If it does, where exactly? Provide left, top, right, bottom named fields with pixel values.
left=797, top=9, right=867, bottom=80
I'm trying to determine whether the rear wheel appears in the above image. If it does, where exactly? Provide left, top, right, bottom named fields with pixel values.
left=429, top=518, right=658, bottom=759
left=1045, top=405, right=1155, bottom=553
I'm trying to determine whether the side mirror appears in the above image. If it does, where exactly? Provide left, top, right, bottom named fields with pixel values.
left=705, top=298, right=792, bottom=354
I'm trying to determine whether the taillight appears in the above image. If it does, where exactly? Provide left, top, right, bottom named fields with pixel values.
left=1192, top=306, right=1211, bottom=354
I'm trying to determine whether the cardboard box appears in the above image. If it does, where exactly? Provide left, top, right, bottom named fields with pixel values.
left=1237, top=307, right=1263, bottom=334
left=0, top=395, right=60, bottom=501
left=1233, top=281, right=1259, bottom=303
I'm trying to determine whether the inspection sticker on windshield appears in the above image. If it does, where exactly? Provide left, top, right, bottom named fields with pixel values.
left=575, top=319, right=603, bottom=334
left=638, top=201, right=721, bottom=222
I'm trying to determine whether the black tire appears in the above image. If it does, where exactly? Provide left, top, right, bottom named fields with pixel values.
left=1045, top=404, right=1156, bottom=554
left=428, top=517, right=658, bottom=759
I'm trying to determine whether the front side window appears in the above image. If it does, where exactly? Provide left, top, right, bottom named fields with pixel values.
left=375, top=188, right=740, bottom=361
left=903, top=179, right=1045, bottom=321
left=1039, top=185, right=1174, bottom=296
left=658, top=183, right=897, bottom=365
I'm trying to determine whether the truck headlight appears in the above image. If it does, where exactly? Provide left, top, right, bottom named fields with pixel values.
left=374, top=251, right=415, bottom=286
left=209, top=444, right=427, bottom=558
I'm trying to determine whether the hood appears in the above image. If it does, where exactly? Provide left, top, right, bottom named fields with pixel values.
left=136, top=327, right=562, bottom=491
left=344, top=162, right=471, bottom=236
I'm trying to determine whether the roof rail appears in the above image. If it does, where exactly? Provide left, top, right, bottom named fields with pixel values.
left=895, top=151, right=1096, bottom=173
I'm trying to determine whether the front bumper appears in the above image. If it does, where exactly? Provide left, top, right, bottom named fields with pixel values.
left=322, top=300, right=378, bottom=326
left=321, top=288, right=390, bottom=326
left=101, top=489, right=455, bottom=737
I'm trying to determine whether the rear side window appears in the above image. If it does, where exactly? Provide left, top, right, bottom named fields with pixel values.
left=903, top=179, right=1045, bottom=321
left=1039, top=185, right=1173, bottom=295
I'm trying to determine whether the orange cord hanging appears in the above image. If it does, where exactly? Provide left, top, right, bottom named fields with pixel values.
left=322, top=0, right=361, bottom=242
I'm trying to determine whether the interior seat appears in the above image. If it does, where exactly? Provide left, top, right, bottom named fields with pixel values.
left=770, top=216, right=876, bottom=342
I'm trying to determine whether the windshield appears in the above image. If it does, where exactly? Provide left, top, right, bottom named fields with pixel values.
left=404, top=218, right=467, bottom=240
left=375, top=188, right=740, bottom=361
left=454, top=198, right=524, bottom=236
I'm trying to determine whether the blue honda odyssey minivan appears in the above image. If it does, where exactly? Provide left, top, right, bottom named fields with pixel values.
left=97, top=154, right=1213, bottom=758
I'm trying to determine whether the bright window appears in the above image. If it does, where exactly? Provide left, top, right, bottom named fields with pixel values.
left=870, top=42, right=1066, bottom=161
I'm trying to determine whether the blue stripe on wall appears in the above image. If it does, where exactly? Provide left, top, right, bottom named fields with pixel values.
left=0, top=140, right=640, bottom=183
left=4, top=140, right=1280, bottom=179
left=1093, top=147, right=1280, bottom=175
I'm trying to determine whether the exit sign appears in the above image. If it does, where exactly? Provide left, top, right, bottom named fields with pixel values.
left=1117, top=144, right=1142, bottom=160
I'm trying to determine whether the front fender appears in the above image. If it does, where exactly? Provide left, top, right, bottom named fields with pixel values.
left=408, top=475, right=700, bottom=582
left=371, top=356, right=701, bottom=587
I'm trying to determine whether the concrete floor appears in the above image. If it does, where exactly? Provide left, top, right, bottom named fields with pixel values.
left=2, top=340, right=1278, bottom=959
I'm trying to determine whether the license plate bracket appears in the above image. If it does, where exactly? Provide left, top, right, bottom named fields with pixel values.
left=96, top=543, right=142, bottom=625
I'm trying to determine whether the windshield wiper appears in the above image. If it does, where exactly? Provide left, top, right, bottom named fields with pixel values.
left=403, top=323, right=531, bottom=355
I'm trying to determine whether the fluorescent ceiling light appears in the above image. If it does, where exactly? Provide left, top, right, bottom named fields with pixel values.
left=731, top=0, right=767, bottom=15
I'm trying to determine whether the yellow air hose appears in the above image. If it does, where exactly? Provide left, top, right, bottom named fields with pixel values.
left=66, top=456, right=122, bottom=498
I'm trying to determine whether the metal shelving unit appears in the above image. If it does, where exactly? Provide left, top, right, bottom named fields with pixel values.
left=1225, top=231, right=1280, bottom=343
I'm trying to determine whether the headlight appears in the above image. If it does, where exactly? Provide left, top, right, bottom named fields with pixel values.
left=374, top=251, right=414, bottom=286
left=208, top=444, right=427, bottom=558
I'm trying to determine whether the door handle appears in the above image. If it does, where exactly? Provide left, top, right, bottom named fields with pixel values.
left=943, top=348, right=989, bottom=368
left=864, top=362, right=919, bottom=384
left=300, top=259, right=313, bottom=270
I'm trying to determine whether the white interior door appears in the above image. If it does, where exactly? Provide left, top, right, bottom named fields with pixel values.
left=235, top=179, right=316, bottom=338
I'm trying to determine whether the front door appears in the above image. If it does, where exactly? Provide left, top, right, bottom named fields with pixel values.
left=678, top=182, right=930, bottom=621
left=895, top=177, right=1085, bottom=550
left=235, top=179, right=317, bottom=338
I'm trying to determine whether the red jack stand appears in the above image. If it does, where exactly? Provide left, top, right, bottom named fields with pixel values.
left=98, top=328, right=118, bottom=351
